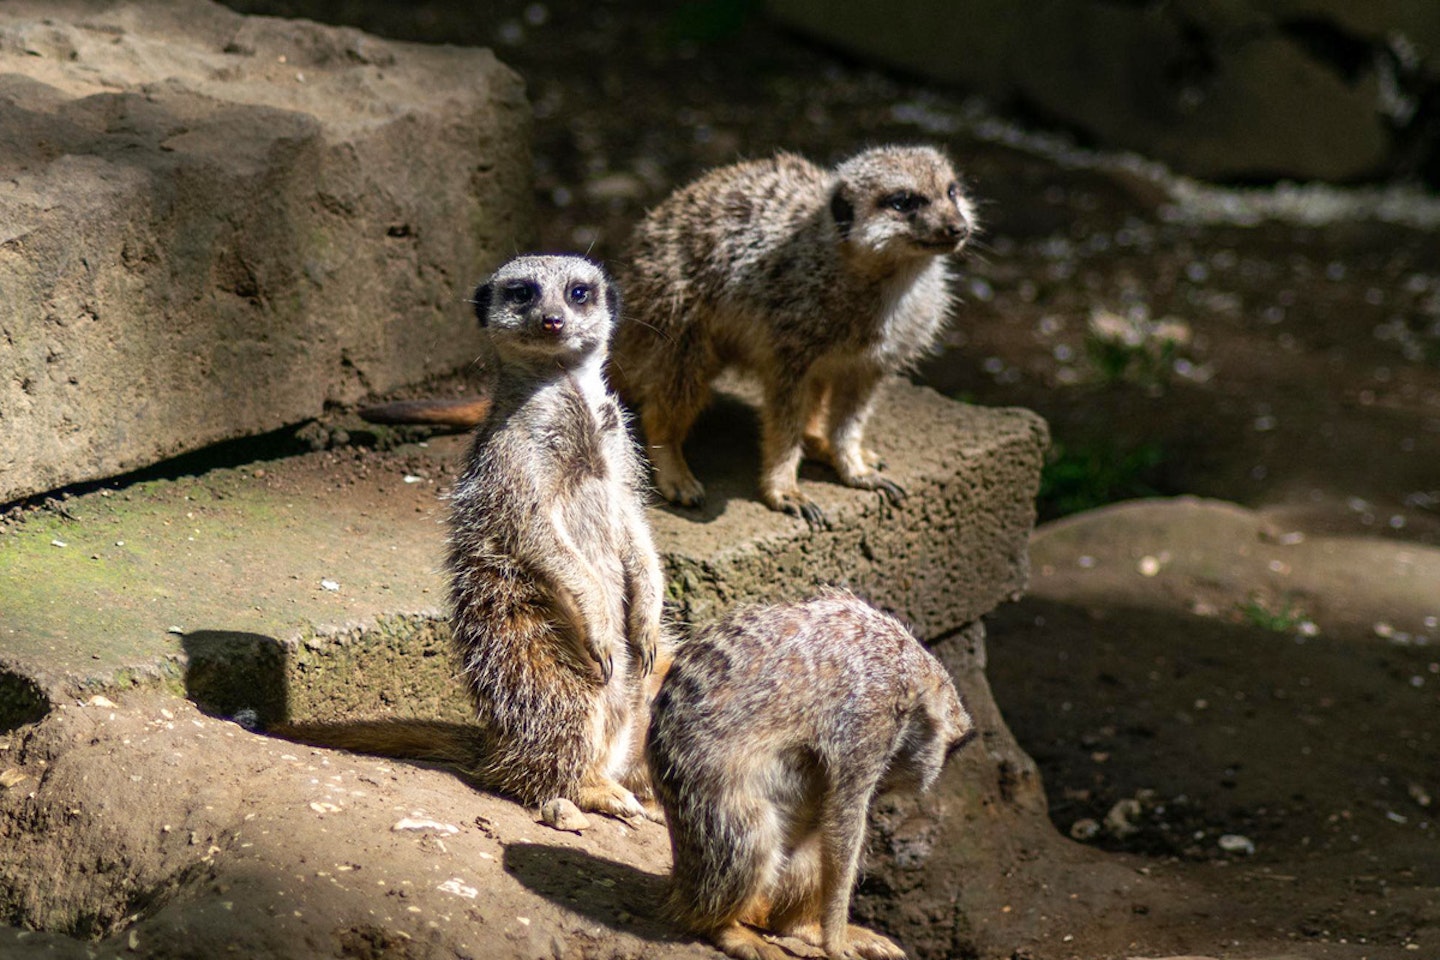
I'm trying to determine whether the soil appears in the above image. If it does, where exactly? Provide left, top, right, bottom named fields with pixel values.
left=5, top=1, right=1439, bottom=958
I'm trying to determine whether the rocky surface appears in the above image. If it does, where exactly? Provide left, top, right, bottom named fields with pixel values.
left=0, top=379, right=1043, bottom=725
left=0, top=0, right=532, bottom=504
left=768, top=0, right=1440, bottom=185
left=4, top=0, right=1438, bottom=956
left=0, top=378, right=1065, bottom=960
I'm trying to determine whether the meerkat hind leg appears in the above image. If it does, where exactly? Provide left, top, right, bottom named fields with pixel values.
left=640, top=388, right=709, bottom=508
left=573, top=771, right=648, bottom=821
left=711, top=924, right=793, bottom=960
left=760, top=381, right=827, bottom=528
left=801, top=379, right=835, bottom=464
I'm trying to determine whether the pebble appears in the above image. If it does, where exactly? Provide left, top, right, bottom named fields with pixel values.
left=437, top=878, right=478, bottom=899
left=540, top=797, right=590, bottom=833
left=1104, top=798, right=1143, bottom=838
left=1069, top=817, right=1100, bottom=841
left=1218, top=833, right=1255, bottom=855
left=392, top=817, right=459, bottom=835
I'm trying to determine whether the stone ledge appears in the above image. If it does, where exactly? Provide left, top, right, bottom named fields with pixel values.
left=0, top=380, right=1046, bottom=727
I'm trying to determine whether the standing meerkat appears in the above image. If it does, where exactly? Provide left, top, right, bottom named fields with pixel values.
left=646, top=590, right=975, bottom=960
left=445, top=253, right=669, bottom=819
left=271, top=256, right=666, bottom=821
left=610, top=145, right=976, bottom=527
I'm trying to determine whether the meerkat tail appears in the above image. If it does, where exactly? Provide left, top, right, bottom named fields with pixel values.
left=358, top=395, right=493, bottom=428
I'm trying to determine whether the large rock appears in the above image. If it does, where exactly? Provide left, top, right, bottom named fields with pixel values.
left=0, top=379, right=1044, bottom=724
left=0, top=0, right=532, bottom=505
left=767, top=0, right=1440, bottom=184
left=0, top=382, right=1083, bottom=960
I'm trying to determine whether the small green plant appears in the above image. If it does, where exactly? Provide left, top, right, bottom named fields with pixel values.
left=1085, top=308, right=1193, bottom=392
left=1235, top=595, right=1308, bottom=633
left=1037, top=439, right=1168, bottom=520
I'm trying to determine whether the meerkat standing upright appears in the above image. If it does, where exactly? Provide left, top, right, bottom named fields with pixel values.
left=446, top=253, right=667, bottom=818
left=610, top=145, right=976, bottom=526
left=647, top=590, right=975, bottom=960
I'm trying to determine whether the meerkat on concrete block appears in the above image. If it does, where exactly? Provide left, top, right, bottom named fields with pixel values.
left=269, top=256, right=668, bottom=821
left=610, top=145, right=976, bottom=527
left=646, top=590, right=975, bottom=960
left=446, top=253, right=669, bottom=819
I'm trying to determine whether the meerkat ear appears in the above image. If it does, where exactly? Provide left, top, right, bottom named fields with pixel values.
left=472, top=281, right=493, bottom=327
left=829, top=187, right=855, bottom=240
left=894, top=681, right=921, bottom=719
left=604, top=279, right=622, bottom=322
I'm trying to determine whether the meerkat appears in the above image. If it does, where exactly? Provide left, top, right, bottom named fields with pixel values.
left=609, top=145, right=976, bottom=527
left=446, top=253, right=669, bottom=818
left=277, top=255, right=668, bottom=821
left=646, top=590, right=975, bottom=960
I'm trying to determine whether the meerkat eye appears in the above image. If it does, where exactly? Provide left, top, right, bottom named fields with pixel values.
left=503, top=281, right=534, bottom=304
left=568, top=283, right=592, bottom=305
left=946, top=182, right=961, bottom=202
left=881, top=191, right=925, bottom=214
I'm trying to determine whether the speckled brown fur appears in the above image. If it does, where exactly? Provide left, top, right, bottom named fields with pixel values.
left=446, top=254, right=669, bottom=818
left=611, top=145, right=976, bottom=527
left=647, top=590, right=975, bottom=959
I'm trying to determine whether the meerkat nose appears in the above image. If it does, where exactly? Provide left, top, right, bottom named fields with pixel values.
left=946, top=219, right=971, bottom=242
left=541, top=313, right=565, bottom=332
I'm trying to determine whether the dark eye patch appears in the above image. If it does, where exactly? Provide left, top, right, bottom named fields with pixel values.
left=503, top=280, right=536, bottom=304
left=881, top=191, right=927, bottom=214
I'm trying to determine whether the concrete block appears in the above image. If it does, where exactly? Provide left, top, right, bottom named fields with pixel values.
left=0, top=0, right=533, bottom=504
left=0, top=380, right=1046, bottom=726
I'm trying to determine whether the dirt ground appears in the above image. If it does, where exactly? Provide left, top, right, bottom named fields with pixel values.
left=5, top=0, right=1439, bottom=957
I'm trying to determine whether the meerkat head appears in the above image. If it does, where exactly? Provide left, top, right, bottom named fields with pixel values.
left=828, top=145, right=975, bottom=262
left=472, top=254, right=621, bottom=368
left=879, top=670, right=976, bottom=796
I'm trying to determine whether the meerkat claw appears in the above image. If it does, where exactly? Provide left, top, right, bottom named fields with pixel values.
left=875, top=478, right=906, bottom=505
left=635, top=636, right=656, bottom=676
left=795, top=499, right=828, bottom=531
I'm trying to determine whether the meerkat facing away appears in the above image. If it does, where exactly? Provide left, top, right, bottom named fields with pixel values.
left=610, top=145, right=975, bottom=527
left=447, top=253, right=668, bottom=818
left=646, top=590, right=975, bottom=960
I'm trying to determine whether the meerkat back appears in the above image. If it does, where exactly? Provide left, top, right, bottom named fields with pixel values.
left=647, top=590, right=974, bottom=960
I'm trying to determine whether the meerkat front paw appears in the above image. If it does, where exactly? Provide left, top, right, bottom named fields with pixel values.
left=578, top=624, right=624, bottom=682
left=626, top=611, right=660, bottom=676
left=833, top=456, right=906, bottom=506
left=847, top=471, right=907, bottom=506
left=764, top=486, right=828, bottom=530
left=580, top=622, right=622, bottom=683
